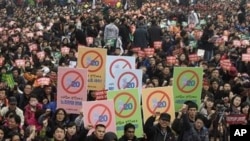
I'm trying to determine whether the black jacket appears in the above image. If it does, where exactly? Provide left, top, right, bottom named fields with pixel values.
left=118, top=135, right=139, bottom=141
left=144, top=116, right=176, bottom=141
left=85, top=132, right=104, bottom=141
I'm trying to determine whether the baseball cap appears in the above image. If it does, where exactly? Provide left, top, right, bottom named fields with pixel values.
left=159, top=113, right=171, bottom=121
left=9, top=96, right=17, bottom=105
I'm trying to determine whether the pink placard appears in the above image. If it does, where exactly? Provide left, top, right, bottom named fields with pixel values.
left=226, top=114, right=246, bottom=125
left=153, top=41, right=162, bottom=49
left=166, top=56, right=176, bottom=64
left=144, top=48, right=155, bottom=57
left=82, top=100, right=116, bottom=135
left=15, top=59, right=25, bottom=67
left=29, top=43, right=38, bottom=51
left=57, top=67, right=88, bottom=114
left=189, top=54, right=199, bottom=62
left=37, top=77, right=51, bottom=86
left=95, top=90, right=107, bottom=100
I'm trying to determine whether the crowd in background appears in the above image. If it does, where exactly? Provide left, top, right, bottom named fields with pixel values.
left=0, top=0, right=249, bottom=141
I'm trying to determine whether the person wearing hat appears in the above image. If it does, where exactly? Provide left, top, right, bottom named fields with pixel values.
left=172, top=101, right=198, bottom=139
left=0, top=96, right=24, bottom=127
left=174, top=104, right=209, bottom=141
left=144, top=112, right=176, bottom=141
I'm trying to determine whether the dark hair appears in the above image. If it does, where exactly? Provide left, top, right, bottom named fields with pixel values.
left=9, top=132, right=21, bottom=141
left=9, top=114, right=21, bottom=125
left=34, top=136, right=51, bottom=141
left=12, top=67, right=21, bottom=75
left=5, top=110, right=16, bottom=118
left=124, top=123, right=135, bottom=132
left=66, top=122, right=76, bottom=128
left=195, top=113, right=206, bottom=123
left=29, top=94, right=38, bottom=101
left=53, top=125, right=66, bottom=134
left=184, top=100, right=198, bottom=110
left=95, top=124, right=106, bottom=129
left=54, top=108, right=68, bottom=121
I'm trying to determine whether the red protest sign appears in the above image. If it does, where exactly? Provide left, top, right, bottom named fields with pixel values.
left=153, top=41, right=162, bottom=49
left=226, top=114, right=246, bottom=125
left=29, top=43, right=38, bottom=51
left=144, top=48, right=155, bottom=57
left=188, top=54, right=199, bottom=62
left=61, top=46, right=70, bottom=54
left=166, top=56, right=176, bottom=64
left=95, top=90, right=107, bottom=100
left=15, top=59, right=25, bottom=67
left=220, top=59, right=232, bottom=70
left=37, top=77, right=51, bottom=86
left=242, top=54, right=250, bottom=62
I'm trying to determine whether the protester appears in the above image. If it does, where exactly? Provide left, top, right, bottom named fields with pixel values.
left=145, top=113, right=176, bottom=141
left=0, top=0, right=249, bottom=140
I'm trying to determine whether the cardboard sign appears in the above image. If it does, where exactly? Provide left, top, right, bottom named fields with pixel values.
left=61, top=46, right=70, bottom=54
left=37, top=51, right=45, bottom=59
left=95, top=90, right=107, bottom=100
left=144, top=48, right=155, bottom=57
left=15, top=59, right=25, bottom=67
left=153, top=41, right=162, bottom=49
left=197, top=49, right=205, bottom=57
left=226, top=114, right=246, bottom=125
left=242, top=54, right=250, bottom=62
left=189, top=54, right=199, bottom=62
left=37, top=77, right=51, bottom=86
left=166, top=56, right=176, bottom=64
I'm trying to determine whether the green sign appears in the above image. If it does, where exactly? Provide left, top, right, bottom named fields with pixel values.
left=107, top=88, right=143, bottom=138
left=173, top=67, right=203, bottom=111
left=2, top=73, right=15, bottom=89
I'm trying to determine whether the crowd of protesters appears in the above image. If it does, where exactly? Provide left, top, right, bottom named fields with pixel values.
left=0, top=0, right=249, bottom=141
